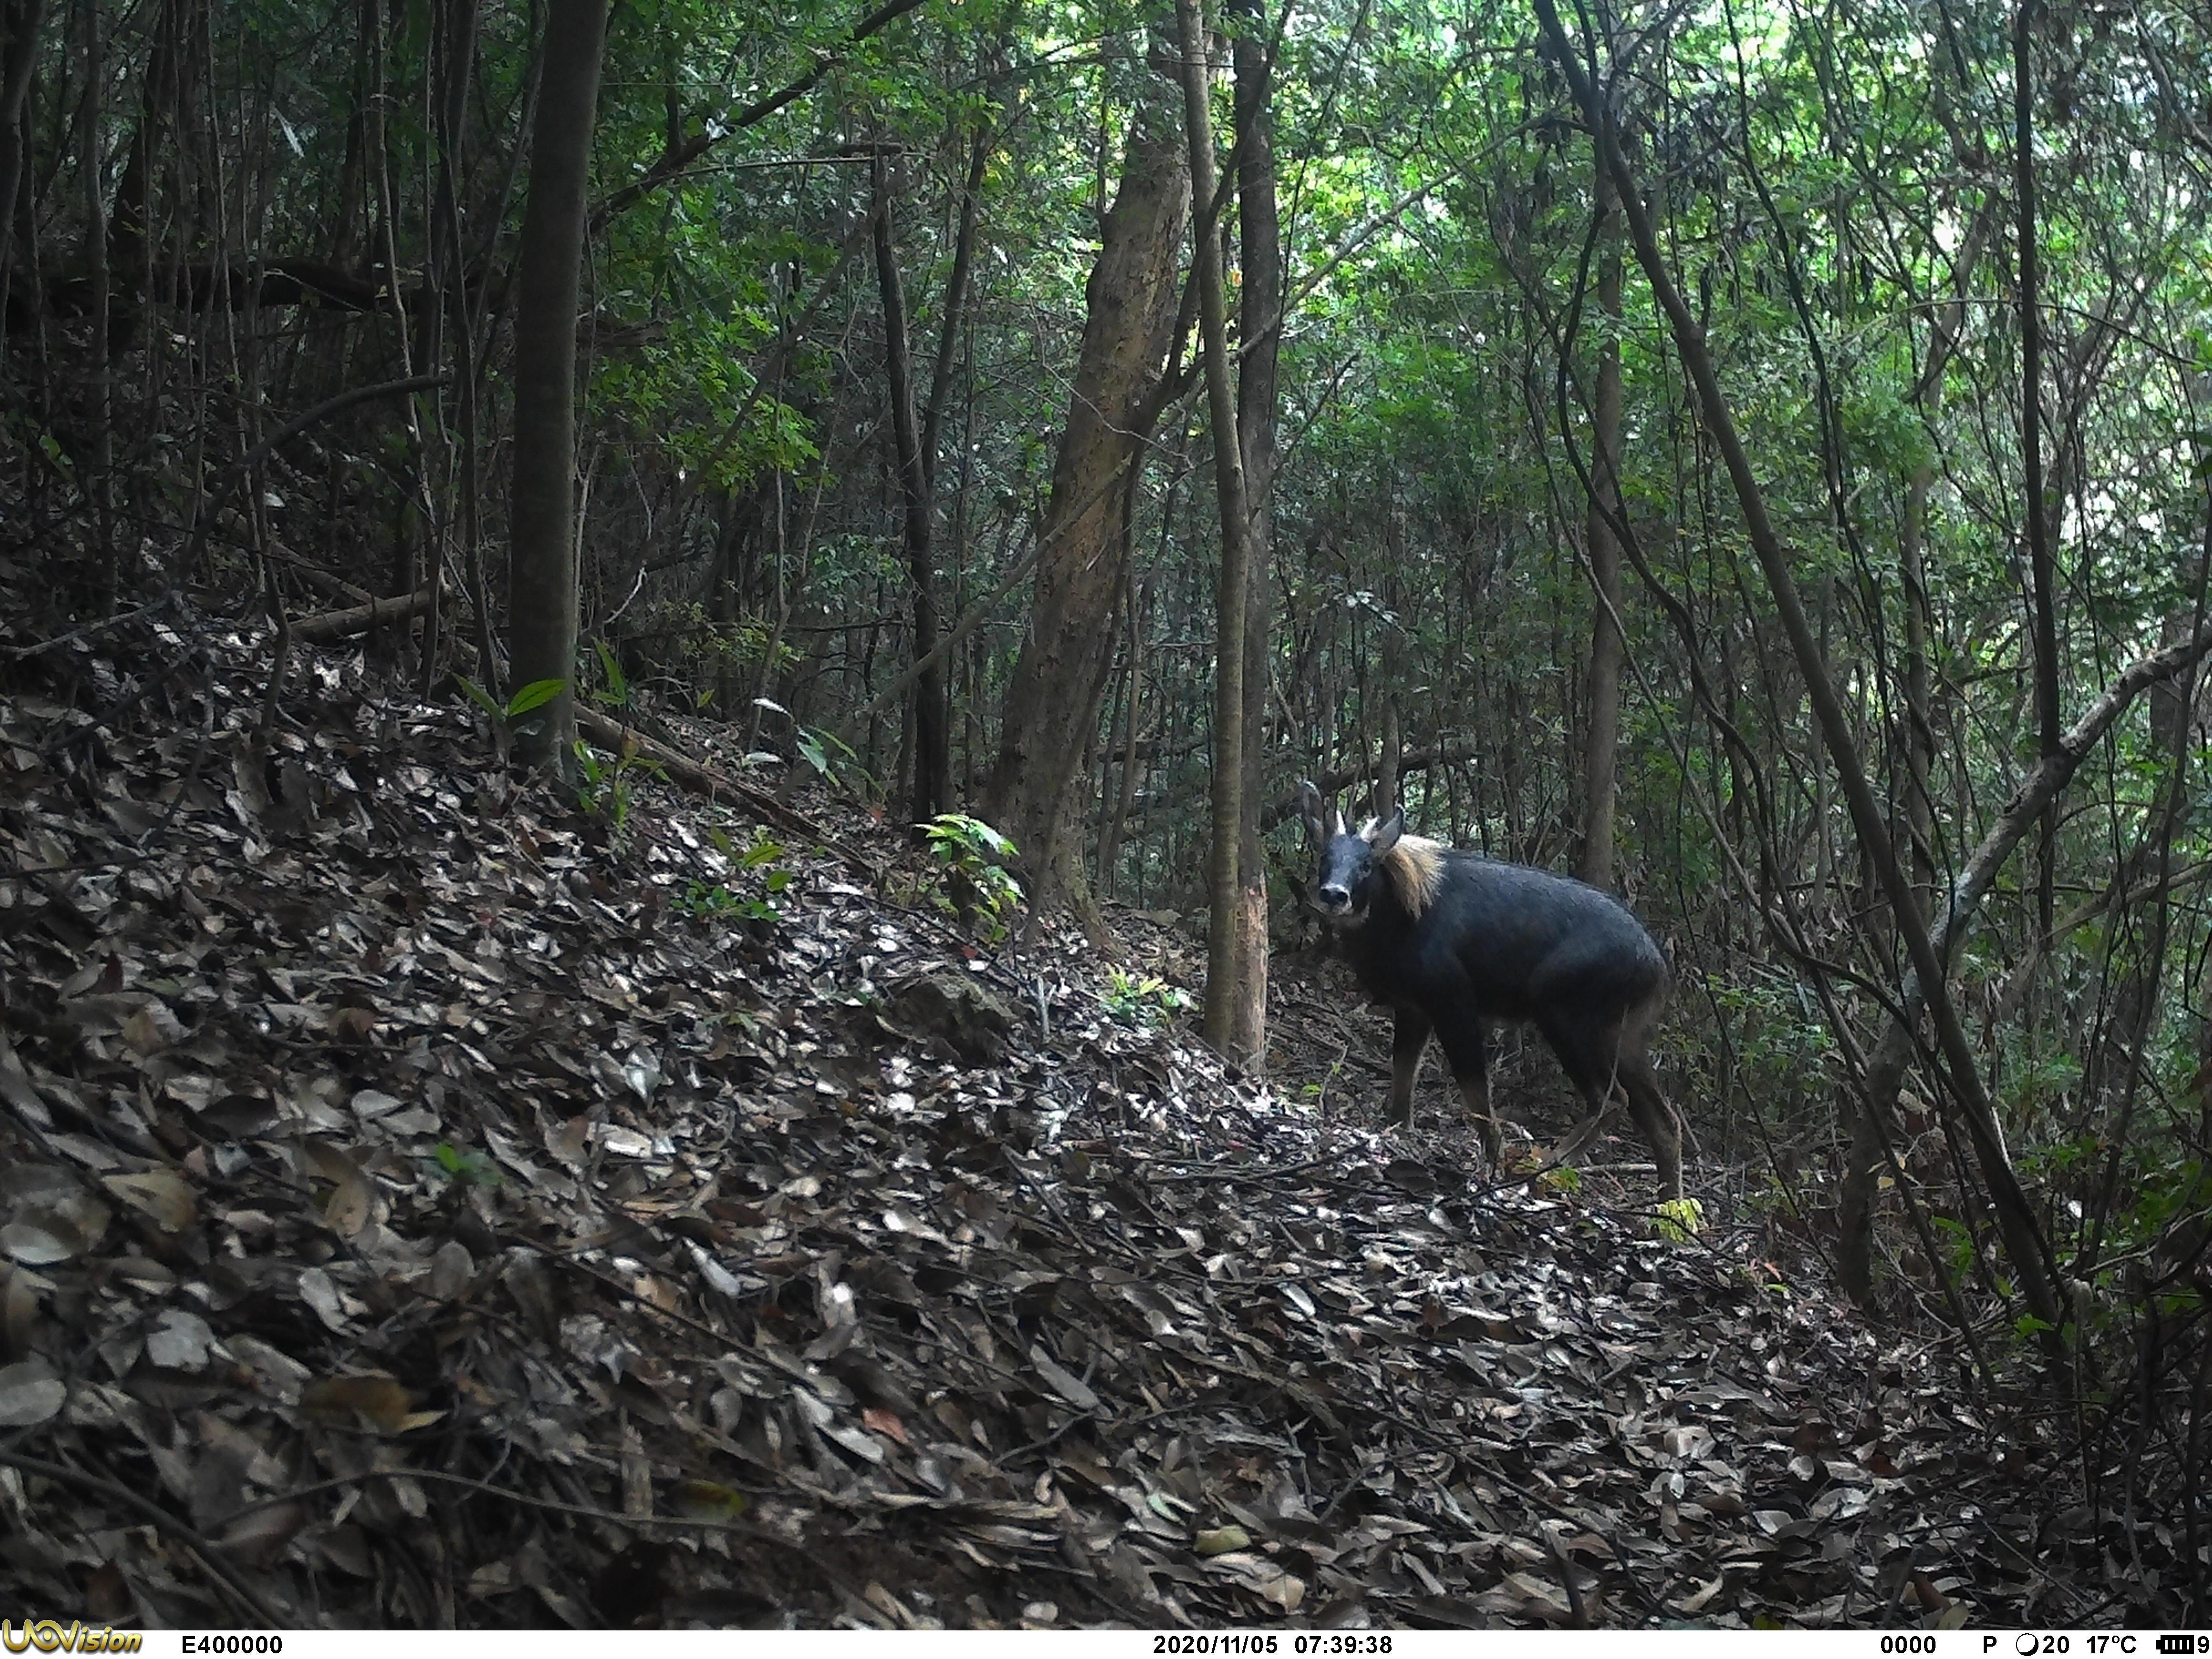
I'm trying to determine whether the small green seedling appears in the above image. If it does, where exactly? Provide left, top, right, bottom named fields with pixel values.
left=590, top=638, right=631, bottom=710
left=679, top=828, right=791, bottom=922
left=920, top=813, right=1024, bottom=939
left=458, top=676, right=567, bottom=765
left=459, top=675, right=566, bottom=725
left=795, top=725, right=876, bottom=796
left=430, top=1142, right=502, bottom=1188
left=1102, top=967, right=1192, bottom=1025
left=572, top=733, right=660, bottom=833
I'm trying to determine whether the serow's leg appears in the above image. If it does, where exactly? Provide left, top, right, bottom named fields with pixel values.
left=1537, top=1011, right=1616, bottom=1171
left=1387, top=1007, right=1432, bottom=1129
left=1432, top=1019, right=1499, bottom=1168
left=1620, top=1054, right=1685, bottom=1200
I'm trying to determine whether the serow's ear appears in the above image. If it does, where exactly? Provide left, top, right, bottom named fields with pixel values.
left=1365, top=806, right=1405, bottom=857
left=1296, top=779, right=1330, bottom=845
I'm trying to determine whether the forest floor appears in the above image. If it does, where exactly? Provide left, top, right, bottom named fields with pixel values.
left=0, top=588, right=2127, bottom=1630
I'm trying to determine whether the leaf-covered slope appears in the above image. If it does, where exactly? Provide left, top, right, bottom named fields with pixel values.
left=0, top=615, right=2104, bottom=1629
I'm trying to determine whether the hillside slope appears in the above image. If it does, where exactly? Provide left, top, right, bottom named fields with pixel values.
left=0, top=601, right=2104, bottom=1629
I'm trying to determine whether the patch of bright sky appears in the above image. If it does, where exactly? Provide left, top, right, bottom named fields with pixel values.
left=1701, top=0, right=1791, bottom=68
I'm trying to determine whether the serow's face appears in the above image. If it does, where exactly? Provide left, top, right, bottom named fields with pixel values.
left=1297, top=782, right=1402, bottom=925
left=1311, top=830, right=1374, bottom=921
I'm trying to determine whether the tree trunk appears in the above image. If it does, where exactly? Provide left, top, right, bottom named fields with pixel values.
left=1577, top=158, right=1626, bottom=892
left=1178, top=0, right=1257, bottom=1060
left=1229, top=0, right=1280, bottom=1070
left=1377, top=689, right=1401, bottom=816
left=366, top=0, right=419, bottom=610
left=871, top=152, right=948, bottom=826
left=987, top=41, right=1187, bottom=914
left=1099, top=573, right=1147, bottom=895
left=77, top=0, right=110, bottom=600
left=1899, top=455, right=1937, bottom=893
left=2016, top=0, right=2061, bottom=950
left=506, top=0, right=609, bottom=772
left=418, top=0, right=481, bottom=684
left=8, top=95, right=41, bottom=338
left=0, top=0, right=45, bottom=301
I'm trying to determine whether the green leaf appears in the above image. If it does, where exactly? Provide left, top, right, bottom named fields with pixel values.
left=593, top=637, right=630, bottom=707
left=506, top=678, right=567, bottom=718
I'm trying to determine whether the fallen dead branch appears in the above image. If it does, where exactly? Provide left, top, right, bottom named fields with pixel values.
left=575, top=706, right=879, bottom=879
left=289, top=584, right=438, bottom=644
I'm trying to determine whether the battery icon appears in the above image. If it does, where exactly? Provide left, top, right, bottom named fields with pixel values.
left=2157, top=1638, right=2196, bottom=1655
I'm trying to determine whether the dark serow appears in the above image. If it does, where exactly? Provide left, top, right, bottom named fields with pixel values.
left=1296, top=780, right=1684, bottom=1199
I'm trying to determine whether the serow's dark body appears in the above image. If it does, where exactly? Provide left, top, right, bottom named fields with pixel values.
left=1297, top=780, right=1684, bottom=1198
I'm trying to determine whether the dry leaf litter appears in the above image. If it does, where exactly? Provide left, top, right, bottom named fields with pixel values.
left=0, top=597, right=2114, bottom=1630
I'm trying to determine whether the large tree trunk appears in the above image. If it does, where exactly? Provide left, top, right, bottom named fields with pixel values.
left=1576, top=158, right=1626, bottom=892
left=1180, top=0, right=1257, bottom=1059
left=505, top=0, right=609, bottom=772
left=1228, top=0, right=1280, bottom=1070
left=987, top=48, right=1187, bottom=915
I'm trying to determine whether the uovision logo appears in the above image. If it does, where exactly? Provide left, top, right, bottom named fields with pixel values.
left=0, top=1624, right=143, bottom=1654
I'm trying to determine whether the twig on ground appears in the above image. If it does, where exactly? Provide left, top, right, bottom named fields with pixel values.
left=0, top=1449, right=292, bottom=1628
